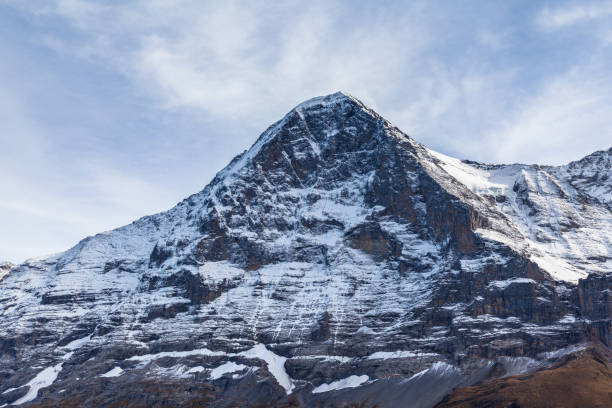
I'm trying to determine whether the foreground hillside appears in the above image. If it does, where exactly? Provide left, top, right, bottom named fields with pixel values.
left=1, top=93, right=611, bottom=407
left=437, top=346, right=612, bottom=408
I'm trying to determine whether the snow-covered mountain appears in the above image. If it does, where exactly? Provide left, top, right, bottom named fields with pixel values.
left=1, top=93, right=611, bottom=407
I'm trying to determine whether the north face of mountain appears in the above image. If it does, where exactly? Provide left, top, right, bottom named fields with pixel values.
left=0, top=92, right=611, bottom=407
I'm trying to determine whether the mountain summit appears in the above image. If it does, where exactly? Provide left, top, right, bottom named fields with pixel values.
left=1, top=93, right=611, bottom=407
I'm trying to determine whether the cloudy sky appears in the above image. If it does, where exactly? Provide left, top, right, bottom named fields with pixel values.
left=1, top=0, right=612, bottom=262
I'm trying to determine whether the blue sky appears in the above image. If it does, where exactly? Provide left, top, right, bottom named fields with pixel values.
left=1, top=0, right=612, bottom=262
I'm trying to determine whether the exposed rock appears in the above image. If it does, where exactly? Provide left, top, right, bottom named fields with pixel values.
left=578, top=273, right=612, bottom=345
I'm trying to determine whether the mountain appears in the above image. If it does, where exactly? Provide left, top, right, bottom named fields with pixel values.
left=1, top=92, right=611, bottom=407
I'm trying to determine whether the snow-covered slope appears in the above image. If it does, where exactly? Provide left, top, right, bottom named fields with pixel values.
left=428, top=149, right=612, bottom=282
left=0, top=92, right=611, bottom=407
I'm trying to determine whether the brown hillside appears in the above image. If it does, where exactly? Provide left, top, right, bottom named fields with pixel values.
left=436, top=346, right=612, bottom=408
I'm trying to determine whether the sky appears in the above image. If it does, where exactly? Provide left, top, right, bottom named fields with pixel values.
left=1, top=0, right=612, bottom=263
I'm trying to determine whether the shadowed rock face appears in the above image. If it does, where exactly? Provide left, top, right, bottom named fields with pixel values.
left=345, top=222, right=403, bottom=261
left=0, top=93, right=611, bottom=407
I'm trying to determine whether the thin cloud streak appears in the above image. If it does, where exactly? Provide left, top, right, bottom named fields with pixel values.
left=486, top=67, right=612, bottom=164
left=536, top=1, right=612, bottom=30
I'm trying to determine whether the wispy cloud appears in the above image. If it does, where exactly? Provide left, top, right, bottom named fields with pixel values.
left=536, top=1, right=612, bottom=30
left=485, top=66, right=612, bottom=164
left=28, top=1, right=430, bottom=122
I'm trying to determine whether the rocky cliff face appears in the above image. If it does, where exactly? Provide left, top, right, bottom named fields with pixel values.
left=0, top=93, right=611, bottom=407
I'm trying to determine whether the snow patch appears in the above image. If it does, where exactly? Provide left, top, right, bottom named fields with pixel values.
left=356, top=326, right=375, bottom=335
left=198, top=262, right=244, bottom=284
left=366, top=350, right=437, bottom=360
left=294, top=355, right=353, bottom=363
left=312, top=375, right=369, bottom=394
left=62, top=334, right=92, bottom=351
left=239, top=344, right=293, bottom=394
left=539, top=344, right=586, bottom=360
left=127, top=347, right=226, bottom=363
left=100, top=367, right=124, bottom=378
left=559, top=314, right=577, bottom=324
left=429, top=150, right=509, bottom=195
left=125, top=343, right=294, bottom=394
left=406, top=361, right=458, bottom=382
left=11, top=363, right=63, bottom=405
left=487, top=278, right=535, bottom=289
left=530, top=253, right=586, bottom=283
left=209, top=362, right=248, bottom=380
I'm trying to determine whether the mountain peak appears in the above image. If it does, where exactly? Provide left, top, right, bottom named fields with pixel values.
left=286, top=92, right=383, bottom=126
left=292, top=91, right=355, bottom=110
left=207, top=92, right=394, bottom=192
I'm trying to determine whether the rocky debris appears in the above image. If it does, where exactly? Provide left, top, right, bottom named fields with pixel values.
left=0, top=93, right=610, bottom=407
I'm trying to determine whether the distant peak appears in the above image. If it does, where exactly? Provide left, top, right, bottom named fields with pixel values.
left=566, top=146, right=612, bottom=169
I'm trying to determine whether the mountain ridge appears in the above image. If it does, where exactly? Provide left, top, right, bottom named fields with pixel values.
left=10, top=92, right=608, bottom=268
